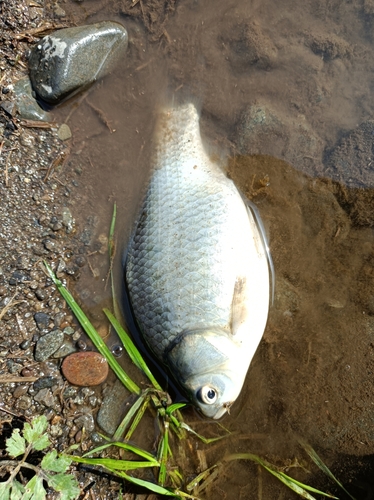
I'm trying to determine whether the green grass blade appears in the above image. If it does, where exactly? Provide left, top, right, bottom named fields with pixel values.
left=186, top=464, right=218, bottom=492
left=103, top=308, right=162, bottom=391
left=108, top=203, right=122, bottom=320
left=167, top=403, right=187, bottom=415
left=65, top=455, right=159, bottom=471
left=300, top=440, right=356, bottom=500
left=169, top=469, right=184, bottom=489
left=180, top=422, right=227, bottom=444
left=124, top=394, right=151, bottom=442
left=83, top=442, right=156, bottom=462
left=44, top=262, right=141, bottom=395
left=224, top=453, right=338, bottom=500
left=112, top=392, right=149, bottom=442
left=277, top=472, right=339, bottom=497
left=112, top=471, right=184, bottom=497
left=158, top=421, right=169, bottom=486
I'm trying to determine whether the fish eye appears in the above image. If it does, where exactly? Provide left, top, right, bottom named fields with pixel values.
left=198, top=386, right=218, bottom=405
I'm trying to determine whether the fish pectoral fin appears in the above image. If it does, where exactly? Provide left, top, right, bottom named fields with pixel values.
left=230, top=276, right=249, bottom=336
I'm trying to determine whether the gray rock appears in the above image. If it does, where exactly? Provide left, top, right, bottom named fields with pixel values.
left=34, top=388, right=55, bottom=407
left=6, top=360, right=23, bottom=374
left=52, top=337, right=77, bottom=358
left=9, top=270, right=31, bottom=285
left=34, top=312, right=50, bottom=331
left=29, top=22, right=128, bottom=104
left=34, top=329, right=64, bottom=361
left=14, top=78, right=50, bottom=121
left=33, top=376, right=59, bottom=391
left=74, top=413, right=95, bottom=433
left=97, top=380, right=132, bottom=435
left=0, top=101, right=16, bottom=117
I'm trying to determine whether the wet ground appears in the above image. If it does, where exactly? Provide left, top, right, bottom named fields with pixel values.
left=2, top=0, right=374, bottom=498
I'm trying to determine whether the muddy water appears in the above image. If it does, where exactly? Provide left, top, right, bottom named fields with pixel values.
left=53, top=0, right=374, bottom=497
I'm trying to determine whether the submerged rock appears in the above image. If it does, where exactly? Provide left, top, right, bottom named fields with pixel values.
left=235, top=101, right=323, bottom=175
left=29, top=21, right=128, bottom=104
left=97, top=379, right=132, bottom=435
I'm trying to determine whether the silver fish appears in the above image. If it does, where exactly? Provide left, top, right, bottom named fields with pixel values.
left=125, top=102, right=271, bottom=419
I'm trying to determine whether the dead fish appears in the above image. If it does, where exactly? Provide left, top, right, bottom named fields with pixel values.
left=125, top=102, right=272, bottom=419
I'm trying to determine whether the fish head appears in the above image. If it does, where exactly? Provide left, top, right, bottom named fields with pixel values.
left=165, top=329, right=247, bottom=419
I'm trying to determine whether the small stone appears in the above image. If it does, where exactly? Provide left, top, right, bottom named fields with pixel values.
left=75, top=256, right=85, bottom=267
left=21, top=366, right=41, bottom=378
left=54, top=312, right=65, bottom=327
left=29, top=22, right=128, bottom=104
left=50, top=424, right=63, bottom=437
left=43, top=238, right=62, bottom=252
left=53, top=3, right=66, bottom=17
left=34, top=329, right=64, bottom=361
left=17, top=395, right=32, bottom=410
left=9, top=270, right=31, bottom=285
left=34, top=388, right=55, bottom=407
left=53, top=338, right=77, bottom=358
left=61, top=207, right=75, bottom=233
left=34, top=312, right=50, bottom=330
left=14, top=77, right=50, bottom=122
left=20, top=339, right=31, bottom=350
left=16, top=255, right=29, bottom=270
left=74, top=413, right=95, bottom=433
left=61, top=351, right=109, bottom=386
left=33, top=376, right=59, bottom=391
left=63, top=386, right=77, bottom=398
left=57, top=124, right=72, bottom=141
left=35, top=289, right=46, bottom=301
left=44, top=408, right=55, bottom=420
left=97, top=379, right=132, bottom=435
left=0, top=101, right=16, bottom=117
left=77, top=339, right=87, bottom=351
left=7, top=360, right=23, bottom=374
left=13, top=385, right=29, bottom=398
left=20, top=132, right=35, bottom=148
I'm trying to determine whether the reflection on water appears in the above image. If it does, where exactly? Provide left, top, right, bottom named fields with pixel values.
left=51, top=0, right=374, bottom=496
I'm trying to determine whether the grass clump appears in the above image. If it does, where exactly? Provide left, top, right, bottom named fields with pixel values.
left=38, top=204, right=355, bottom=500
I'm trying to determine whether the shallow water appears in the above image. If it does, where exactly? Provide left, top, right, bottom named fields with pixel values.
left=51, top=0, right=374, bottom=496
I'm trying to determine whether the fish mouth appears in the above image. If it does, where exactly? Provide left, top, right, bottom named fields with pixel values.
left=212, top=401, right=233, bottom=420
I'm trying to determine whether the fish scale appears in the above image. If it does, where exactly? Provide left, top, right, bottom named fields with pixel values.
left=125, top=102, right=270, bottom=418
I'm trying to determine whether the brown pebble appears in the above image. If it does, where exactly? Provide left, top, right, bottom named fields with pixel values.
left=21, top=366, right=40, bottom=378
left=61, top=352, right=108, bottom=386
left=13, top=385, right=29, bottom=398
